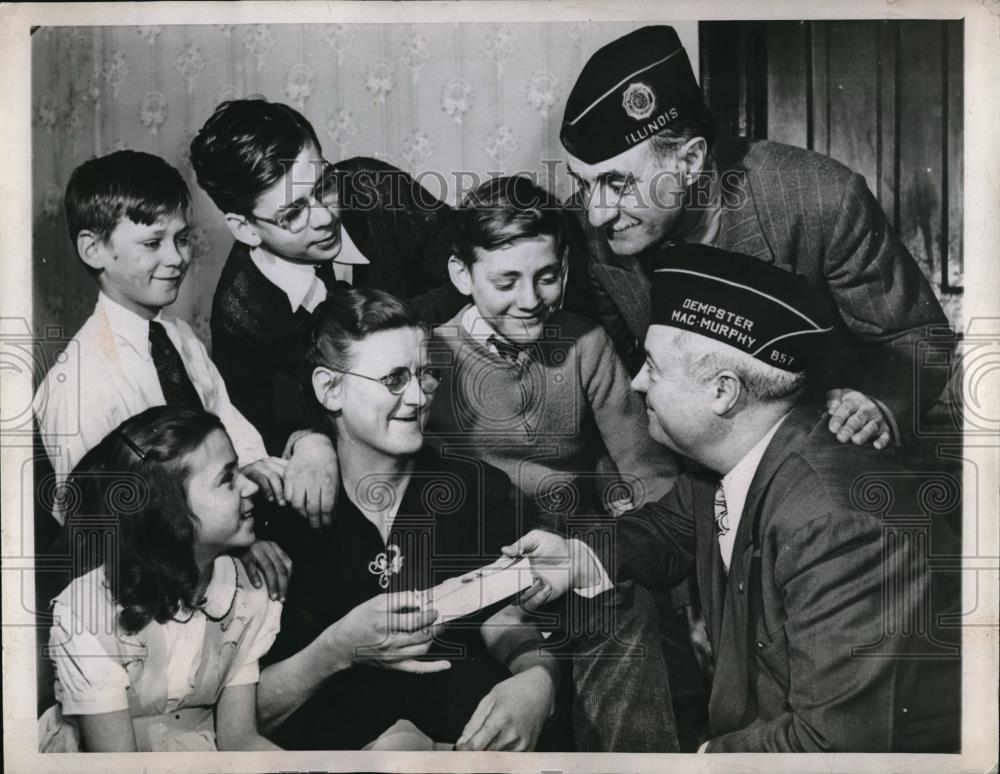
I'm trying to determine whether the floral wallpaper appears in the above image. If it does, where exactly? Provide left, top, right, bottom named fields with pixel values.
left=32, top=22, right=697, bottom=347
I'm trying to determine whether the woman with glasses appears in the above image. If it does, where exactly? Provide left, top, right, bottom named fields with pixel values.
left=191, top=99, right=461, bottom=463
left=254, top=285, right=566, bottom=752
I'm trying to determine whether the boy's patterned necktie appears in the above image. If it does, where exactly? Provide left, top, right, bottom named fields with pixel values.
left=149, top=320, right=203, bottom=410
left=486, top=333, right=527, bottom=365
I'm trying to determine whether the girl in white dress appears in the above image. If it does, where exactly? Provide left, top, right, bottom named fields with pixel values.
left=38, top=406, right=282, bottom=752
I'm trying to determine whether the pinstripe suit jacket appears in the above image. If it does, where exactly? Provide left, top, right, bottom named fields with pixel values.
left=612, top=401, right=961, bottom=752
left=563, top=138, right=953, bottom=439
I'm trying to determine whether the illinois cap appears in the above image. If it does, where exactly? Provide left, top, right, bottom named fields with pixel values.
left=560, top=26, right=705, bottom=164
left=650, top=244, right=835, bottom=373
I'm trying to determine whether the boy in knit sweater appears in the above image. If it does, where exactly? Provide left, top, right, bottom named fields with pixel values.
left=428, top=176, right=679, bottom=525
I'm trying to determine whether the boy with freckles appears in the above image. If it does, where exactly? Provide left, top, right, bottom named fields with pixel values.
left=425, top=177, right=700, bottom=752
left=428, top=175, right=679, bottom=522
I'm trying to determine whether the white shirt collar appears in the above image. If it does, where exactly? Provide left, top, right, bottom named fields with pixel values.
left=459, top=304, right=541, bottom=367
left=97, top=291, right=163, bottom=361
left=335, top=225, right=371, bottom=267
left=460, top=303, right=503, bottom=343
left=250, top=227, right=371, bottom=312
left=722, top=414, right=789, bottom=493
left=717, top=412, right=789, bottom=571
left=250, top=248, right=322, bottom=313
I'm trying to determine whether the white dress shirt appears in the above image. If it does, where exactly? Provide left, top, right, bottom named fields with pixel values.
left=249, top=225, right=371, bottom=312
left=460, top=303, right=498, bottom=341
left=717, top=414, right=788, bottom=571
left=35, top=293, right=266, bottom=520
left=695, top=415, right=790, bottom=751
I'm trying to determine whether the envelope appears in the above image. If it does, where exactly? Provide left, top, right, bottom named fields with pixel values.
left=416, top=555, right=535, bottom=621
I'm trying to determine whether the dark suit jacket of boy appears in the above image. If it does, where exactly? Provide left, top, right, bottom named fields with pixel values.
left=210, top=156, right=465, bottom=454
left=609, top=401, right=961, bottom=752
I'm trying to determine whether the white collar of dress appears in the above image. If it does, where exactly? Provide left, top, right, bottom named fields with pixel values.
left=176, top=555, right=239, bottom=620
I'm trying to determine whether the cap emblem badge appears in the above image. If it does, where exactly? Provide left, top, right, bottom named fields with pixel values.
left=622, top=82, right=656, bottom=120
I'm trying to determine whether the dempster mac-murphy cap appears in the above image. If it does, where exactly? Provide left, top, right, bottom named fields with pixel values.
left=560, top=25, right=704, bottom=164
left=650, top=244, right=835, bottom=373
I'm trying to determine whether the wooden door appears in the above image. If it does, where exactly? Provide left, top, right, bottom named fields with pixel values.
left=699, top=20, right=963, bottom=326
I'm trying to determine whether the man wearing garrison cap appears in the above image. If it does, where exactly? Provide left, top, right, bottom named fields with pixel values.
left=509, top=245, right=961, bottom=752
left=560, top=25, right=953, bottom=449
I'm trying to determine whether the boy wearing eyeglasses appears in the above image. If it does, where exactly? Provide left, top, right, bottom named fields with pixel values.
left=190, top=99, right=460, bottom=474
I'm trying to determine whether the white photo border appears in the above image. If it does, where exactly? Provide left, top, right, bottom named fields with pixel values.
left=2, top=2, right=997, bottom=773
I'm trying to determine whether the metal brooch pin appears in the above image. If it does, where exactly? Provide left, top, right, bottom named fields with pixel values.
left=368, top=544, right=404, bottom=589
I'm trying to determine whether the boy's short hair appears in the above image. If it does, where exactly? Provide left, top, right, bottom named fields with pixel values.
left=452, top=175, right=567, bottom=269
left=190, top=98, right=322, bottom=217
left=64, top=150, right=190, bottom=246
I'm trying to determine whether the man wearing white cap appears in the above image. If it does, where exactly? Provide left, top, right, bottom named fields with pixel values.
left=560, top=25, right=952, bottom=450
left=508, top=245, right=961, bottom=752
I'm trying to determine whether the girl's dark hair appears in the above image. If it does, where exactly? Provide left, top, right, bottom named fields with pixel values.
left=452, top=175, right=568, bottom=269
left=190, top=97, right=322, bottom=216
left=62, top=406, right=226, bottom=634
left=304, top=285, right=427, bottom=376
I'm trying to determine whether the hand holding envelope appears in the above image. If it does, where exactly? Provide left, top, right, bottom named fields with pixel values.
left=415, top=555, right=536, bottom=622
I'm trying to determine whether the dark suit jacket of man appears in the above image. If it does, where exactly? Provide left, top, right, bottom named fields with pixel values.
left=610, top=401, right=961, bottom=752
left=562, top=138, right=955, bottom=439
left=210, top=157, right=465, bottom=454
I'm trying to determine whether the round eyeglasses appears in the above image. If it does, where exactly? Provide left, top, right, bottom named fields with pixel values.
left=332, top=366, right=440, bottom=396
left=251, top=163, right=339, bottom=234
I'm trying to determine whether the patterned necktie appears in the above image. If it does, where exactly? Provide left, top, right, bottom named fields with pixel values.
left=713, top=481, right=730, bottom=538
left=487, top=333, right=526, bottom=365
left=148, top=320, right=203, bottom=410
